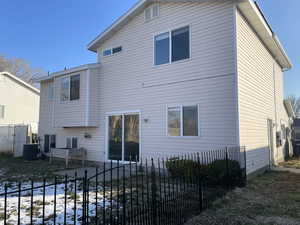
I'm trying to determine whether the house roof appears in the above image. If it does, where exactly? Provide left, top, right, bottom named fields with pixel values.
left=35, top=63, right=101, bottom=82
left=0, top=72, right=40, bottom=95
left=87, top=0, right=292, bottom=70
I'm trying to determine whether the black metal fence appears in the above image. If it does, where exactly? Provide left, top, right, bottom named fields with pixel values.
left=0, top=146, right=246, bottom=225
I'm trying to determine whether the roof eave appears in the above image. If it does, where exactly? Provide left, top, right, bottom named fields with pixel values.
left=35, top=63, right=101, bottom=83
left=0, top=72, right=40, bottom=95
left=87, top=0, right=149, bottom=52
left=237, top=0, right=292, bottom=70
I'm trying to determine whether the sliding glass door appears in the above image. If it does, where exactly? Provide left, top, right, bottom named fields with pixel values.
left=108, top=113, right=140, bottom=162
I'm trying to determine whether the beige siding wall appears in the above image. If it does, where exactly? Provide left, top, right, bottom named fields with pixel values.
left=39, top=1, right=238, bottom=162
left=0, top=74, right=39, bottom=132
left=236, top=10, right=289, bottom=174
left=39, top=69, right=101, bottom=155
left=53, top=71, right=88, bottom=127
left=94, top=1, right=238, bottom=161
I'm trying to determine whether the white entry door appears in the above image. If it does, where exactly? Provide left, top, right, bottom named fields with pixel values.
left=107, top=112, right=140, bottom=162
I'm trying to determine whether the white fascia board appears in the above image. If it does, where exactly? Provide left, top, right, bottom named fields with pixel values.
left=35, top=63, right=101, bottom=83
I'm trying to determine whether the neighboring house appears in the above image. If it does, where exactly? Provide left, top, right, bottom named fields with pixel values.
left=37, top=0, right=293, bottom=175
left=0, top=72, right=40, bottom=154
left=0, top=72, right=40, bottom=132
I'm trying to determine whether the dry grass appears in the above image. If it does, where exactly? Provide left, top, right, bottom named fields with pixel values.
left=279, top=157, right=300, bottom=169
left=185, top=171, right=300, bottom=225
left=0, top=153, right=97, bottom=182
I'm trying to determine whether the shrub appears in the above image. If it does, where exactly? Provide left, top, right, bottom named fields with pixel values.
left=166, top=158, right=208, bottom=181
left=166, top=158, right=244, bottom=187
left=206, top=159, right=243, bottom=186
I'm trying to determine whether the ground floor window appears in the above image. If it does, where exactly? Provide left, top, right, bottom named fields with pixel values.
left=66, top=137, right=78, bottom=149
left=44, top=134, right=56, bottom=153
left=167, top=105, right=199, bottom=137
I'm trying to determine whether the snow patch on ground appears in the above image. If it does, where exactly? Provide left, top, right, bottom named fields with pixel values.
left=0, top=181, right=111, bottom=225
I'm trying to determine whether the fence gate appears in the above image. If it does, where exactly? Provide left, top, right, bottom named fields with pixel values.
left=0, top=125, right=14, bottom=153
left=13, top=125, right=28, bottom=157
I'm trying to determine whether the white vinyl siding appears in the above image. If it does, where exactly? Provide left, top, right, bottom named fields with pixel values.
left=40, top=1, right=238, bottom=162
left=0, top=73, right=39, bottom=132
left=236, top=10, right=289, bottom=174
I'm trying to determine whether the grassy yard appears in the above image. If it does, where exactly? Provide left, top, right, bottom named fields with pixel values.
left=279, top=157, right=300, bottom=169
left=185, top=171, right=300, bottom=225
left=0, top=153, right=97, bottom=182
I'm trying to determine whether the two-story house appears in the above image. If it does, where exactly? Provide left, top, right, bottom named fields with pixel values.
left=37, top=0, right=293, bottom=175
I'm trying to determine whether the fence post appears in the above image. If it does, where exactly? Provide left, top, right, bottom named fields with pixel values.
left=82, top=170, right=88, bottom=225
left=197, top=153, right=203, bottom=212
left=243, top=146, right=247, bottom=186
left=151, top=159, right=158, bottom=225
left=225, top=147, right=230, bottom=189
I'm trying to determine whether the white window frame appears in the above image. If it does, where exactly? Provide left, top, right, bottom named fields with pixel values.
left=102, top=46, right=123, bottom=58
left=60, top=74, right=80, bottom=102
left=166, top=104, right=200, bottom=138
left=105, top=110, right=142, bottom=163
left=153, top=25, right=191, bottom=66
left=66, top=136, right=79, bottom=149
left=0, top=105, right=5, bottom=119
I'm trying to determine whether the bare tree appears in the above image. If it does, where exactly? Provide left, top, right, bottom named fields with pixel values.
left=0, top=54, right=45, bottom=84
left=287, top=95, right=300, bottom=117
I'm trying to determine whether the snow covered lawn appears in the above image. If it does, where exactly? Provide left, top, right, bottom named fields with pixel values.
left=0, top=180, right=115, bottom=225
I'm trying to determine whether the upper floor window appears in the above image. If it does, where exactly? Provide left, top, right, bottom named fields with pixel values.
left=0, top=105, right=5, bottom=119
left=103, top=46, right=122, bottom=57
left=154, top=26, right=190, bottom=66
left=167, top=104, right=199, bottom=137
left=60, top=74, right=80, bottom=101
left=48, top=82, right=54, bottom=100
left=145, top=4, right=159, bottom=22
left=103, top=49, right=112, bottom=56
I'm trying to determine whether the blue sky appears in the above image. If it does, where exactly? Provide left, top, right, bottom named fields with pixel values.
left=0, top=0, right=298, bottom=97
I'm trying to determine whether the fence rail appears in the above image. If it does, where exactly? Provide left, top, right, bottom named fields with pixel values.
left=0, top=146, right=246, bottom=225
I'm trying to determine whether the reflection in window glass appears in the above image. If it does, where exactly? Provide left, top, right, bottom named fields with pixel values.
left=61, top=77, right=70, bottom=101
left=70, top=74, right=80, bottom=100
left=112, top=46, right=122, bottom=54
left=172, top=26, right=190, bottom=62
left=103, top=49, right=112, bottom=56
left=155, top=32, right=170, bottom=65
left=66, top=138, right=72, bottom=148
left=168, top=107, right=181, bottom=136
left=183, top=106, right=198, bottom=136
left=72, top=137, right=78, bottom=149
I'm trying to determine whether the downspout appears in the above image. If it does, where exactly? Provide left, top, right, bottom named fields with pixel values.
left=272, top=62, right=278, bottom=164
